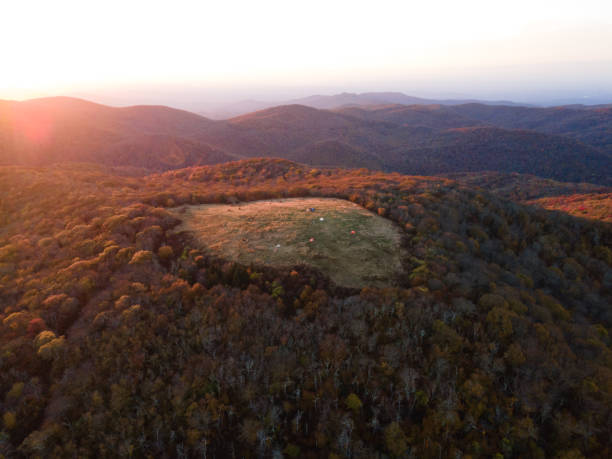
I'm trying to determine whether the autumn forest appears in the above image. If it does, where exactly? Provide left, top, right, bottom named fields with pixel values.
left=0, top=156, right=610, bottom=457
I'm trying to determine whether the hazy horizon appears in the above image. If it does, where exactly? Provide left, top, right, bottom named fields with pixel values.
left=2, top=1, right=612, bottom=111
left=5, top=80, right=612, bottom=115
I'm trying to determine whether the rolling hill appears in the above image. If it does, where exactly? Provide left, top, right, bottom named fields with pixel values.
left=444, top=171, right=612, bottom=222
left=100, top=135, right=234, bottom=170
left=0, top=97, right=233, bottom=170
left=448, top=103, right=612, bottom=155
left=335, top=102, right=612, bottom=158
left=336, top=103, right=612, bottom=152
left=288, top=140, right=384, bottom=169
left=1, top=97, right=612, bottom=185
left=196, top=104, right=400, bottom=163
left=205, top=106, right=612, bottom=184
left=336, top=103, right=484, bottom=129
left=384, top=126, right=611, bottom=184
left=445, top=171, right=610, bottom=201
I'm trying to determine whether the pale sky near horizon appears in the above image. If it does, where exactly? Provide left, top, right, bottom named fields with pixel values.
left=2, top=0, right=612, bottom=105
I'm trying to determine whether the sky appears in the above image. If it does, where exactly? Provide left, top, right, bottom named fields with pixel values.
left=2, top=0, right=612, bottom=108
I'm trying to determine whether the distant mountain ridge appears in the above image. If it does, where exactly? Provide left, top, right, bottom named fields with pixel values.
left=201, top=91, right=530, bottom=119
left=1, top=96, right=611, bottom=185
left=290, top=91, right=527, bottom=109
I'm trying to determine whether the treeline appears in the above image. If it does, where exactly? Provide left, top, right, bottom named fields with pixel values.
left=0, top=159, right=611, bottom=457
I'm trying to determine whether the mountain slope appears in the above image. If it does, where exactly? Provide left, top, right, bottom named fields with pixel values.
left=336, top=102, right=612, bottom=158
left=190, top=105, right=402, bottom=166
left=387, top=126, right=612, bottom=184
left=101, top=135, right=234, bottom=169
left=0, top=159, right=610, bottom=457
left=444, top=171, right=612, bottom=222
left=197, top=106, right=612, bottom=185
left=449, top=103, right=612, bottom=154
left=336, top=104, right=485, bottom=129
left=288, top=140, right=384, bottom=169
left=0, top=97, right=232, bottom=170
left=445, top=171, right=610, bottom=200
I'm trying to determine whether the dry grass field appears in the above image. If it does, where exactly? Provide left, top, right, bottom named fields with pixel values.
left=171, top=197, right=405, bottom=287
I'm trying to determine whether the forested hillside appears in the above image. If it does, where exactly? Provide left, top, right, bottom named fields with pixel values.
left=1, top=159, right=610, bottom=457
left=450, top=104, right=612, bottom=155
left=382, top=126, right=610, bottom=184
left=337, top=103, right=612, bottom=156
left=0, top=97, right=233, bottom=170
left=445, top=171, right=610, bottom=201
left=447, top=172, right=612, bottom=222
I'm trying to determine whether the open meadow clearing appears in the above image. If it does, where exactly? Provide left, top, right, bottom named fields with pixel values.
left=171, top=197, right=406, bottom=287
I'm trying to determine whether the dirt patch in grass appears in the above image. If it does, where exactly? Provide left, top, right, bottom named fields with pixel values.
left=171, top=198, right=406, bottom=288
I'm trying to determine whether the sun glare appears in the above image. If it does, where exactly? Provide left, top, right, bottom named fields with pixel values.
left=9, top=110, right=54, bottom=145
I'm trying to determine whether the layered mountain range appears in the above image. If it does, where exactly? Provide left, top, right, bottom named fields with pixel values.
left=1, top=96, right=611, bottom=185
left=203, top=91, right=529, bottom=118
